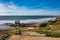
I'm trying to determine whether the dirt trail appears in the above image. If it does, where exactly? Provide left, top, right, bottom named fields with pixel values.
left=8, top=31, right=60, bottom=40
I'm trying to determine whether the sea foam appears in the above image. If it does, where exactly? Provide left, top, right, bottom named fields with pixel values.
left=0, top=18, right=56, bottom=24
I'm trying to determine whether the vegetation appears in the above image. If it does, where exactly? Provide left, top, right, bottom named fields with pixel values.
left=46, top=32, right=60, bottom=37
left=35, top=18, right=60, bottom=37
left=7, top=27, right=26, bottom=35
left=19, top=27, right=26, bottom=32
left=8, top=27, right=17, bottom=35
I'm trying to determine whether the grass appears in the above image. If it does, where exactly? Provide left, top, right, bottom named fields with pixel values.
left=8, top=27, right=26, bottom=35
left=19, top=27, right=26, bottom=32
left=35, top=25, right=51, bottom=34
left=35, top=30, right=60, bottom=37
left=35, top=23, right=60, bottom=37
left=8, top=27, right=17, bottom=35
left=46, top=32, right=60, bottom=37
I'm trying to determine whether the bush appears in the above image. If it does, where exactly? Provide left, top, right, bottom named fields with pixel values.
left=19, top=27, right=26, bottom=32
left=35, top=30, right=47, bottom=34
left=46, top=32, right=60, bottom=37
left=8, top=30, right=16, bottom=35
left=35, top=30, right=60, bottom=37
left=8, top=27, right=26, bottom=35
left=8, top=27, right=17, bottom=35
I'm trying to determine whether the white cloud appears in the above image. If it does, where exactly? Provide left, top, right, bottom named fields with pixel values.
left=0, top=3, right=60, bottom=16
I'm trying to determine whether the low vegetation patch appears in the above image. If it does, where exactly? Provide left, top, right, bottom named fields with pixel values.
left=19, top=27, right=26, bottom=32
left=35, top=21, right=60, bottom=37
left=35, top=30, right=60, bottom=37
left=46, top=32, right=60, bottom=37
left=8, top=27, right=26, bottom=35
left=8, top=27, right=17, bottom=35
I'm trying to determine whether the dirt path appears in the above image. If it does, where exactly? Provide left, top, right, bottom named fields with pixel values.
left=8, top=31, right=60, bottom=40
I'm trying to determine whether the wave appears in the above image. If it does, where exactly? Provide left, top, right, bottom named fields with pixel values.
left=0, top=17, right=56, bottom=24
left=20, top=18, right=56, bottom=24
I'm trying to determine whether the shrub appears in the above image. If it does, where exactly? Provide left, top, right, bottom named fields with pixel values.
left=19, top=27, right=26, bottom=32
left=8, top=30, right=16, bottom=35
left=46, top=32, right=60, bottom=37
left=35, top=30, right=48, bottom=34
left=8, top=27, right=17, bottom=35
left=35, top=30, right=60, bottom=37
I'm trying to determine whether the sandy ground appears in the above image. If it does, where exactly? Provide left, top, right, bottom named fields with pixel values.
left=8, top=35, right=60, bottom=40
left=8, top=31, right=60, bottom=40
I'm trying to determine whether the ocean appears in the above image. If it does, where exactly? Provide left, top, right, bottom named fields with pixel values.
left=0, top=16, right=56, bottom=20
left=0, top=16, right=56, bottom=24
left=0, top=16, right=56, bottom=29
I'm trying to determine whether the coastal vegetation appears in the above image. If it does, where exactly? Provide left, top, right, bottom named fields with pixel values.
left=8, top=18, right=60, bottom=37
left=35, top=18, right=60, bottom=37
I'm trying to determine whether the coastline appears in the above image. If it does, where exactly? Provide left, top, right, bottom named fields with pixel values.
left=0, top=17, right=60, bottom=40
left=0, top=17, right=56, bottom=24
left=0, top=17, right=56, bottom=30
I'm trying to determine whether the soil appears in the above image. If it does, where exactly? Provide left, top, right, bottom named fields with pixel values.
left=8, top=31, right=60, bottom=40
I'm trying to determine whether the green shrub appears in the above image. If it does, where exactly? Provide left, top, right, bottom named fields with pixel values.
left=8, top=27, right=17, bottom=35
left=19, top=27, right=26, bottom=32
left=8, top=27, right=26, bottom=35
left=8, top=30, right=16, bottom=35
left=35, top=30, right=60, bottom=37
left=46, top=32, right=60, bottom=37
left=35, top=30, right=48, bottom=34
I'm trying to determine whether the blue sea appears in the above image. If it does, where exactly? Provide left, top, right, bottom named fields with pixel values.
left=0, top=16, right=56, bottom=24
left=0, top=16, right=57, bottom=29
left=0, top=16, right=56, bottom=20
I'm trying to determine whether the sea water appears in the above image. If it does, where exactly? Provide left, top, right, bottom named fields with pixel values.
left=0, top=16, right=56, bottom=29
left=0, top=16, right=56, bottom=24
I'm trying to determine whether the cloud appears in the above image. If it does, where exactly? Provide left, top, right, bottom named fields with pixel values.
left=0, top=3, right=60, bottom=16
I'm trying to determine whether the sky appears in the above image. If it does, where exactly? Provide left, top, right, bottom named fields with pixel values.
left=0, top=0, right=60, bottom=16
